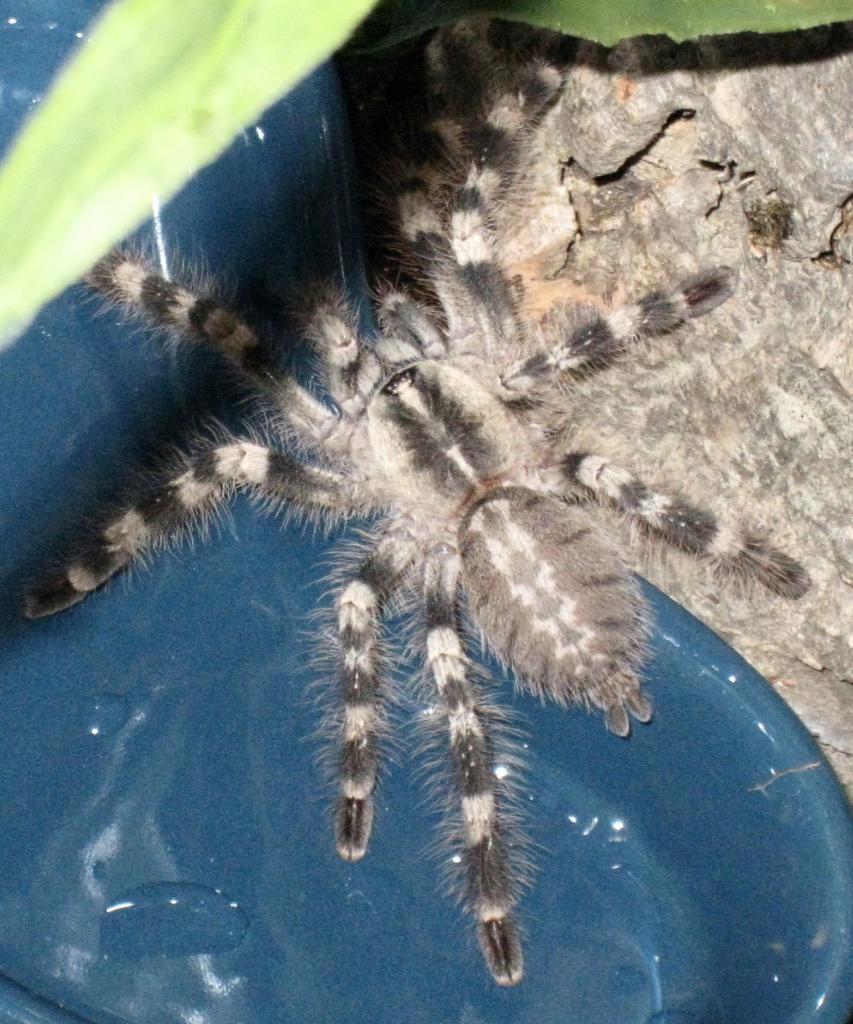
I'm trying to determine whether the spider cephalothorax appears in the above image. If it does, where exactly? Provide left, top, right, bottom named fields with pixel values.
left=25, top=22, right=808, bottom=987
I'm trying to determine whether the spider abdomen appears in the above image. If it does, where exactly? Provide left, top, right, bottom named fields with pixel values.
left=459, top=487, right=651, bottom=722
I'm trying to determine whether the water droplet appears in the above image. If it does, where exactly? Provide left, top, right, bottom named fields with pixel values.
left=581, top=815, right=599, bottom=837
left=101, top=882, right=248, bottom=959
left=84, top=693, right=130, bottom=738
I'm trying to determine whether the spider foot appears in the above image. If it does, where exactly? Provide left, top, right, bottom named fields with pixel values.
left=478, top=912, right=524, bottom=987
left=605, top=683, right=653, bottom=737
left=23, top=575, right=87, bottom=618
left=716, top=533, right=811, bottom=600
left=335, top=795, right=374, bottom=862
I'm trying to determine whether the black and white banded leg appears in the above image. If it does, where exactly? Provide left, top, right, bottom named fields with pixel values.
left=501, top=267, right=736, bottom=393
left=424, top=544, right=523, bottom=986
left=397, top=62, right=563, bottom=361
left=87, top=251, right=340, bottom=449
left=396, top=48, right=566, bottom=357
left=559, top=452, right=810, bottom=598
left=334, top=531, right=415, bottom=861
left=426, top=21, right=563, bottom=177
left=25, top=439, right=354, bottom=619
left=444, top=68, right=563, bottom=358
left=448, top=163, right=521, bottom=357
left=463, top=62, right=564, bottom=193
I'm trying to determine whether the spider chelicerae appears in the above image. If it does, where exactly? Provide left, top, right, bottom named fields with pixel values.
left=24, top=24, right=808, bottom=987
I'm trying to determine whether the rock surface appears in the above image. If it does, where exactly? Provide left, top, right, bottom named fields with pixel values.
left=524, top=24, right=853, bottom=790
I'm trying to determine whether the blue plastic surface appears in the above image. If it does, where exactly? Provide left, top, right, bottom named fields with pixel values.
left=1, top=5, right=852, bottom=1023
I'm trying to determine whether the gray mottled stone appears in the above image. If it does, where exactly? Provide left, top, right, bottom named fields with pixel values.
left=538, top=25, right=853, bottom=791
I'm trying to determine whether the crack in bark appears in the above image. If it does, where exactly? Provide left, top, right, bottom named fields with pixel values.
left=589, top=108, right=696, bottom=185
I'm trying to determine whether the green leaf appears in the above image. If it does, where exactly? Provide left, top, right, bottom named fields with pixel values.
left=358, top=0, right=853, bottom=49
left=0, top=0, right=377, bottom=349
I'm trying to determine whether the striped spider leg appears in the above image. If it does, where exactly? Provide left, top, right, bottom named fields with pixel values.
left=333, top=526, right=418, bottom=862
left=24, top=436, right=357, bottom=620
left=557, top=452, right=810, bottom=599
left=423, top=542, right=524, bottom=986
left=398, top=48, right=566, bottom=360
left=25, top=252, right=373, bottom=619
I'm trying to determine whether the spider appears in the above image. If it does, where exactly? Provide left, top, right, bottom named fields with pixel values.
left=24, top=24, right=808, bottom=988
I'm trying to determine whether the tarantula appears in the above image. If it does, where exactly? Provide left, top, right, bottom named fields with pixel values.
left=24, top=24, right=808, bottom=987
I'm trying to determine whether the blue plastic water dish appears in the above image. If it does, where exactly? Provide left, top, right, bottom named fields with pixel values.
left=0, top=7, right=851, bottom=1024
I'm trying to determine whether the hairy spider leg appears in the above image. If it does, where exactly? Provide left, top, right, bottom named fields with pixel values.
left=501, top=267, right=737, bottom=392
left=87, top=250, right=344, bottom=453
left=423, top=544, right=524, bottom=986
left=559, top=452, right=810, bottom=598
left=25, top=439, right=355, bottom=618
left=334, top=530, right=417, bottom=860
left=398, top=57, right=564, bottom=359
